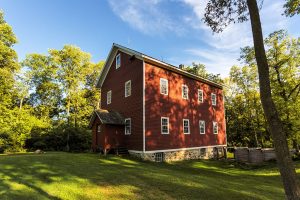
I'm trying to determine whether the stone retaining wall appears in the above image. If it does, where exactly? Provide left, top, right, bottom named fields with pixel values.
left=129, top=146, right=226, bottom=162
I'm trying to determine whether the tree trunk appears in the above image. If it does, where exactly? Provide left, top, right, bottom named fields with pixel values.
left=246, top=0, right=300, bottom=199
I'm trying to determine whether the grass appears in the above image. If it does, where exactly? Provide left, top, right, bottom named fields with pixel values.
left=0, top=152, right=299, bottom=200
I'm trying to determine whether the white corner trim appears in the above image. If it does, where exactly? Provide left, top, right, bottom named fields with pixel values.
left=128, top=145, right=227, bottom=154
left=143, top=61, right=146, bottom=153
left=223, top=91, right=227, bottom=146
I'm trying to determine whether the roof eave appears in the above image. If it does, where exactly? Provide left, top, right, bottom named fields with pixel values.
left=142, top=55, right=223, bottom=89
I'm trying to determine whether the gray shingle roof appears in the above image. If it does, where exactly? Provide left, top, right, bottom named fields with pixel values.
left=89, top=109, right=125, bottom=128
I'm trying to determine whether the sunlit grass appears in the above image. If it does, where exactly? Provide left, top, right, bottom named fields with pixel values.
left=0, top=152, right=299, bottom=200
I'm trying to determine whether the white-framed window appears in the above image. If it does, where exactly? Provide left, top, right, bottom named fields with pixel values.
left=161, top=117, right=169, bottom=134
left=160, top=78, right=168, bottom=95
left=198, top=89, right=204, bottom=103
left=107, top=90, right=112, bottom=104
left=116, top=53, right=121, bottom=69
left=183, top=119, right=190, bottom=134
left=182, top=85, right=188, bottom=99
left=211, top=93, right=217, bottom=106
left=125, top=118, right=131, bottom=135
left=199, top=120, right=205, bottom=134
left=154, top=152, right=164, bottom=162
left=125, top=80, right=131, bottom=97
left=97, top=125, right=101, bottom=133
left=213, top=121, right=218, bottom=134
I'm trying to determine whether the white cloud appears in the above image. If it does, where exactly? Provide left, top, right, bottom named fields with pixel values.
left=108, top=0, right=295, bottom=77
left=108, top=0, right=184, bottom=36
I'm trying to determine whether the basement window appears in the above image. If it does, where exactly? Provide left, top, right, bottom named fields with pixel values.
left=200, top=148, right=206, bottom=157
left=154, top=152, right=164, bottom=162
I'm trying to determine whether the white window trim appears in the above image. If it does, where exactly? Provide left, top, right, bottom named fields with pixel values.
left=161, top=117, right=169, bottom=134
left=107, top=90, right=112, bottom=105
left=182, top=84, right=189, bottom=99
left=198, top=89, right=204, bottom=103
left=125, top=80, right=131, bottom=97
left=125, top=118, right=131, bottom=135
left=199, top=120, right=205, bottom=134
left=160, top=78, right=168, bottom=95
left=212, top=93, right=217, bottom=106
left=116, top=53, right=121, bottom=69
left=183, top=119, right=190, bottom=134
left=213, top=121, right=218, bottom=134
left=97, top=125, right=101, bottom=133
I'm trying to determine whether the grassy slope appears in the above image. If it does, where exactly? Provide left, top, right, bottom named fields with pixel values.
left=0, top=152, right=299, bottom=200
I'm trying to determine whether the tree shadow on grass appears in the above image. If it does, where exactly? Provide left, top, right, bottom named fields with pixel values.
left=0, top=153, right=290, bottom=200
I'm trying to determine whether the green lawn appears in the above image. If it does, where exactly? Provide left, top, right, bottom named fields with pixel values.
left=0, top=152, right=299, bottom=200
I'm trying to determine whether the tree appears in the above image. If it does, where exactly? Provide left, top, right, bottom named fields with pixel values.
left=203, top=0, right=300, bottom=198
left=181, top=62, right=224, bottom=84
left=22, top=54, right=62, bottom=120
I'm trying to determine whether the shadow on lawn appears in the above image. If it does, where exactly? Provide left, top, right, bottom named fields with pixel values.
left=0, top=153, right=286, bottom=200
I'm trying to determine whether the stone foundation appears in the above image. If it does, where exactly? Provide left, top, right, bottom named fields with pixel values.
left=129, top=146, right=226, bottom=162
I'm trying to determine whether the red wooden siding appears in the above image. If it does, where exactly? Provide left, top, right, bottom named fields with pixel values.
left=100, top=51, right=144, bottom=151
left=92, top=118, right=125, bottom=151
left=145, top=62, right=226, bottom=151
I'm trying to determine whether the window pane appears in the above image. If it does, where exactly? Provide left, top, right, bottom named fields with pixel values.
left=116, top=54, right=121, bottom=68
left=182, top=85, right=188, bottom=99
left=160, top=79, right=168, bottom=95
left=125, top=81, right=131, bottom=97
left=183, top=120, right=189, bottom=133
left=212, top=94, right=216, bottom=105
left=198, top=90, right=203, bottom=102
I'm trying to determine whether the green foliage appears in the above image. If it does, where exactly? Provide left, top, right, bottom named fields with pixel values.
left=226, top=30, right=300, bottom=148
left=284, top=0, right=300, bottom=16
left=181, top=62, right=224, bottom=84
left=0, top=12, right=103, bottom=152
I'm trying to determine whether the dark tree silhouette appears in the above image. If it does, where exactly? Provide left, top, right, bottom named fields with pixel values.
left=203, top=0, right=300, bottom=199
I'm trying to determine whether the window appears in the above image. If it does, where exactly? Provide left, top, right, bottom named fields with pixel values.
left=211, top=93, right=216, bottom=106
left=125, top=80, right=131, bottom=97
left=97, top=125, right=101, bottom=133
left=107, top=90, right=112, bottom=104
left=182, top=85, right=188, bottom=99
left=160, top=78, right=168, bottom=95
left=183, top=119, right=190, bottom=134
left=154, top=152, right=164, bottom=162
left=199, top=120, right=205, bottom=134
left=200, top=148, right=207, bottom=157
left=125, top=118, right=131, bottom=135
left=198, top=89, right=203, bottom=103
left=161, top=117, right=169, bottom=134
left=116, top=53, right=121, bottom=69
left=213, top=121, right=218, bottom=134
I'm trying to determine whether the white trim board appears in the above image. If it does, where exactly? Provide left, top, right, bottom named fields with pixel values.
left=142, top=61, right=146, bottom=153
left=128, top=145, right=226, bottom=154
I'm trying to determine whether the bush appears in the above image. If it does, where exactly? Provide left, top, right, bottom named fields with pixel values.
left=25, top=125, right=92, bottom=152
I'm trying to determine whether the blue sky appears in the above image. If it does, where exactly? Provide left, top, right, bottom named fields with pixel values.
left=1, top=0, right=300, bottom=77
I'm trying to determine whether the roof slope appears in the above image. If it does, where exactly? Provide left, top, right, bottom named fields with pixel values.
left=96, top=43, right=223, bottom=89
left=89, top=109, right=125, bottom=128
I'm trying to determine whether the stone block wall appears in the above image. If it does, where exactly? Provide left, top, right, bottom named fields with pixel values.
left=129, top=146, right=226, bottom=162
